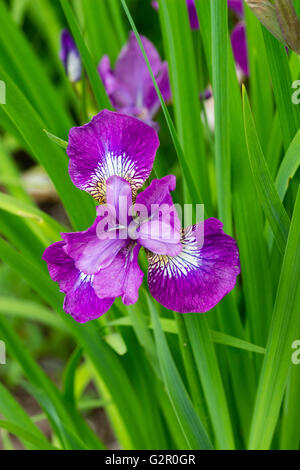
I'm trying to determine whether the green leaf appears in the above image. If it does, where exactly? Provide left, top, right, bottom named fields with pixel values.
left=0, top=69, right=96, bottom=230
left=0, top=297, right=68, bottom=332
left=0, top=420, right=58, bottom=450
left=63, top=347, right=84, bottom=406
left=243, top=87, right=291, bottom=255
left=262, top=27, right=300, bottom=150
left=0, top=382, right=52, bottom=450
left=248, top=186, right=300, bottom=449
left=185, top=315, right=235, bottom=449
left=121, top=0, right=202, bottom=206
left=0, top=192, right=64, bottom=241
left=108, top=316, right=266, bottom=354
left=43, top=129, right=68, bottom=149
left=81, top=0, right=120, bottom=62
left=210, top=0, right=231, bottom=231
left=158, top=0, right=211, bottom=208
left=0, top=1, right=73, bottom=136
left=149, top=300, right=214, bottom=450
left=275, top=127, right=300, bottom=201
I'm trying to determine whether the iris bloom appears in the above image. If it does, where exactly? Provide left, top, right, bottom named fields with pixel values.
left=43, top=110, right=240, bottom=323
left=98, top=32, right=171, bottom=127
left=60, top=29, right=81, bottom=83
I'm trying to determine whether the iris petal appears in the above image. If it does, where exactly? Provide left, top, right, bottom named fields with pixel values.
left=42, top=242, right=114, bottom=323
left=67, top=110, right=159, bottom=203
left=147, top=218, right=240, bottom=313
left=134, top=175, right=182, bottom=256
left=93, top=243, right=144, bottom=306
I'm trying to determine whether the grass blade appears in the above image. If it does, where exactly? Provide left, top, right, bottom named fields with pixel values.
left=149, top=301, right=213, bottom=450
left=243, top=87, right=291, bottom=255
left=158, top=0, right=211, bottom=208
left=210, top=0, right=231, bottom=231
left=248, top=186, right=300, bottom=449
left=120, top=0, right=202, bottom=205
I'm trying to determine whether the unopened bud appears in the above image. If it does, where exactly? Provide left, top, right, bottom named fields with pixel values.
left=246, top=0, right=300, bottom=54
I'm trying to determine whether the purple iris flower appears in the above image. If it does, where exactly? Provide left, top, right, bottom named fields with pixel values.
left=43, top=110, right=240, bottom=322
left=60, top=29, right=82, bottom=83
left=98, top=32, right=171, bottom=127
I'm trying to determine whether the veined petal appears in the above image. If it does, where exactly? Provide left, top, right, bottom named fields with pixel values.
left=93, top=243, right=144, bottom=306
left=60, top=29, right=81, bottom=83
left=231, top=22, right=249, bottom=77
left=147, top=218, right=240, bottom=313
left=62, top=218, right=129, bottom=275
left=134, top=175, right=182, bottom=256
left=67, top=110, right=159, bottom=203
left=42, top=242, right=114, bottom=323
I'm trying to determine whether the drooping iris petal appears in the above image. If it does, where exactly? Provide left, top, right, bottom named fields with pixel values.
left=147, top=218, right=240, bottom=313
left=67, top=110, right=159, bottom=203
left=93, top=243, right=144, bottom=306
left=228, top=0, right=244, bottom=19
left=231, top=22, right=249, bottom=77
left=42, top=242, right=114, bottom=323
left=134, top=175, right=182, bottom=256
left=62, top=215, right=129, bottom=275
left=98, top=33, right=171, bottom=123
left=60, top=29, right=81, bottom=83
left=186, top=0, right=200, bottom=30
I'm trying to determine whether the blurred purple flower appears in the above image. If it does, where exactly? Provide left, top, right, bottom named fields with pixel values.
left=186, top=0, right=199, bottom=30
left=60, top=29, right=81, bottom=83
left=98, top=32, right=171, bottom=127
left=231, top=22, right=249, bottom=77
left=228, top=0, right=244, bottom=19
left=43, top=110, right=240, bottom=322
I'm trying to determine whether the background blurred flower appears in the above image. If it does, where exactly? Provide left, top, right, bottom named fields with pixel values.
left=98, top=32, right=171, bottom=127
left=60, top=29, right=82, bottom=83
left=245, top=0, right=300, bottom=54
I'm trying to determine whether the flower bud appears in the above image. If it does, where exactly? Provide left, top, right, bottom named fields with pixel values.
left=246, top=0, right=300, bottom=54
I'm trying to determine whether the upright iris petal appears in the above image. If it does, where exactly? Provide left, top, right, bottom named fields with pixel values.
left=147, top=218, right=240, bottom=313
left=134, top=175, right=182, bottom=256
left=60, top=29, right=81, bottom=83
left=67, top=110, right=159, bottom=203
left=98, top=32, right=171, bottom=126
